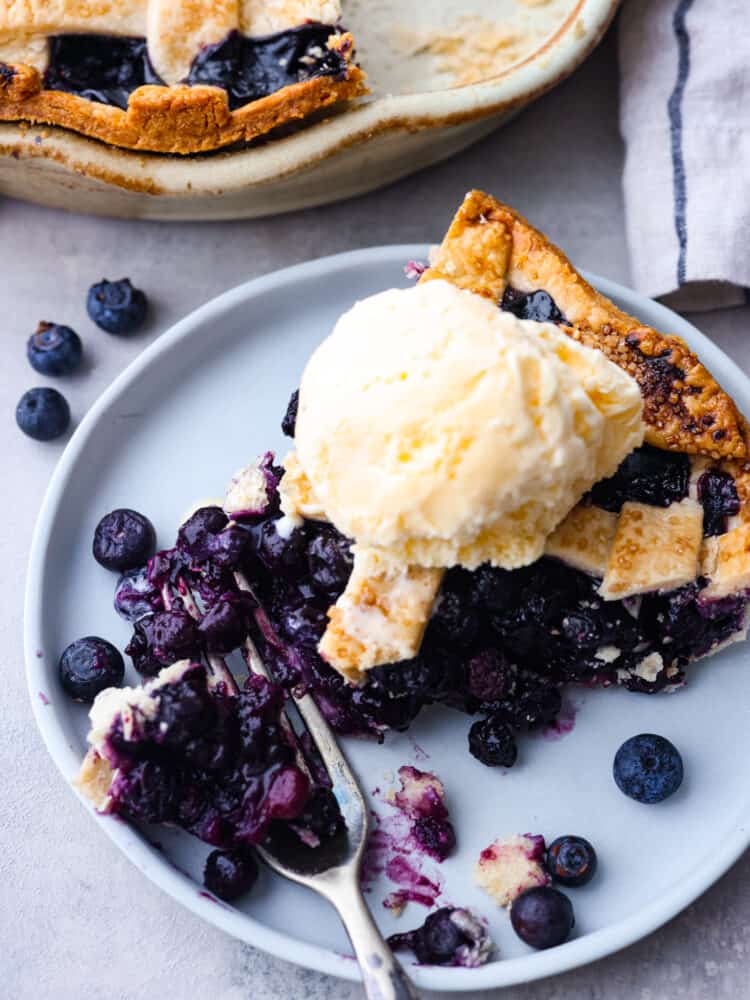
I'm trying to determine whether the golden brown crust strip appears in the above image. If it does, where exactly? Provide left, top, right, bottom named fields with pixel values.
left=0, top=57, right=366, bottom=154
left=423, top=191, right=747, bottom=461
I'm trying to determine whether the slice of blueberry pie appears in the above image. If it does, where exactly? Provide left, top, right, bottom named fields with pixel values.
left=76, top=192, right=750, bottom=810
left=0, top=1, right=366, bottom=153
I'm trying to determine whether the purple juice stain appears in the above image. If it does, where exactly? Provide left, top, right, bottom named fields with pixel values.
left=38, top=691, right=50, bottom=706
left=541, top=695, right=579, bottom=741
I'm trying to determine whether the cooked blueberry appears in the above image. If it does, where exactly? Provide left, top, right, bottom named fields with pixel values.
left=87, top=278, right=148, bottom=334
left=468, top=716, right=517, bottom=767
left=204, top=848, right=259, bottom=901
left=125, top=610, right=200, bottom=676
left=26, top=322, right=83, bottom=376
left=510, top=887, right=574, bottom=949
left=281, top=389, right=299, bottom=438
left=590, top=444, right=690, bottom=512
left=545, top=836, right=597, bottom=887
left=116, top=760, right=181, bottom=823
left=279, top=603, right=328, bottom=646
left=613, top=734, right=683, bottom=803
left=178, top=506, right=246, bottom=568
left=429, top=589, right=478, bottom=647
left=255, top=518, right=307, bottom=574
left=59, top=636, right=124, bottom=702
left=388, top=907, right=472, bottom=966
left=467, top=649, right=516, bottom=702
left=114, top=566, right=161, bottom=622
left=197, top=599, right=248, bottom=653
left=471, top=564, right=515, bottom=612
left=267, top=765, right=310, bottom=819
left=501, top=287, right=567, bottom=325
left=412, top=816, right=456, bottom=861
left=698, top=469, right=740, bottom=537
left=306, top=526, right=353, bottom=595
left=93, top=508, right=156, bottom=571
left=16, top=387, right=70, bottom=441
left=294, top=787, right=345, bottom=842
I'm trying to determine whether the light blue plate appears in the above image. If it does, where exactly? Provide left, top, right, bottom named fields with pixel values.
left=24, top=247, right=750, bottom=991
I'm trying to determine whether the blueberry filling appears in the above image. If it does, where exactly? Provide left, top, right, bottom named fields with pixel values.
left=44, top=34, right=164, bottom=109
left=589, top=444, right=690, bottom=512
left=186, top=25, right=347, bottom=110
left=698, top=469, right=740, bottom=536
left=42, top=24, right=346, bottom=112
left=500, top=287, right=568, bottom=325
left=388, top=907, right=492, bottom=967
left=101, top=664, right=343, bottom=849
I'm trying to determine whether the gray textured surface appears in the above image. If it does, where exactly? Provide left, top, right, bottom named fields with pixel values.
left=3, top=31, right=750, bottom=1000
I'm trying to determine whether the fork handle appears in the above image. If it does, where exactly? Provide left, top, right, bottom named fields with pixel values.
left=334, top=884, right=420, bottom=999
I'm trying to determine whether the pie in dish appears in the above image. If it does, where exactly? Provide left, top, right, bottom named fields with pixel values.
left=0, top=1, right=366, bottom=154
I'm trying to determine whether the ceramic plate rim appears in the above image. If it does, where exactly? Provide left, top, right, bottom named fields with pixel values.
left=24, top=245, right=750, bottom=991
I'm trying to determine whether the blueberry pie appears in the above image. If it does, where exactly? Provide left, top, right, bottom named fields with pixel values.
left=0, top=1, right=366, bottom=153
left=77, top=191, right=750, bottom=817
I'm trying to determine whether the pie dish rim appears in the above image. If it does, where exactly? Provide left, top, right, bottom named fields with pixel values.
left=0, top=0, right=620, bottom=211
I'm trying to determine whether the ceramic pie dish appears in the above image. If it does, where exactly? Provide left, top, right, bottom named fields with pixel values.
left=0, top=0, right=619, bottom=219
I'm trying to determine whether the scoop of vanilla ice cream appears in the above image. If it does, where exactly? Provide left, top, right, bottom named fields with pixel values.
left=294, top=280, right=644, bottom=570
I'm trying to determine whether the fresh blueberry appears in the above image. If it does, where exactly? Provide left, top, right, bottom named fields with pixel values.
left=468, top=716, right=517, bottom=767
left=203, top=849, right=259, bottom=901
left=510, top=887, right=575, bottom=949
left=59, top=636, right=124, bottom=702
left=16, top=387, right=70, bottom=441
left=613, top=734, right=683, bottom=803
left=545, top=836, right=597, bottom=887
left=87, top=278, right=148, bottom=334
left=93, top=508, right=156, bottom=572
left=281, top=389, right=299, bottom=438
left=26, top=322, right=83, bottom=376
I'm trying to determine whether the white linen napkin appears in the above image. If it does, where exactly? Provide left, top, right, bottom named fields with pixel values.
left=618, top=0, right=750, bottom=311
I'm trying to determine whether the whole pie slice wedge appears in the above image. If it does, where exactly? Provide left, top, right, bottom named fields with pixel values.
left=0, top=1, right=366, bottom=154
left=315, top=191, right=750, bottom=692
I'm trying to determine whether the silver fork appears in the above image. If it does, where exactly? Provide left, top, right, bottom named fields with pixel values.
left=235, top=570, right=419, bottom=1000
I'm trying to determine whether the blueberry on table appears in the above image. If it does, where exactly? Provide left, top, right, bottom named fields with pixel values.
left=87, top=278, right=148, bottom=334
left=26, top=322, right=82, bottom=376
left=203, top=849, right=259, bottom=901
left=545, top=836, right=597, bottom=887
left=93, top=508, right=156, bottom=572
left=510, top=887, right=575, bottom=950
left=59, top=636, right=124, bottom=702
left=613, top=733, right=683, bottom=804
left=16, top=387, right=70, bottom=441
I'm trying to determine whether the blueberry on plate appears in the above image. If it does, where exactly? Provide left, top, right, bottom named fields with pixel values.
left=16, top=387, right=70, bottom=441
left=468, top=716, right=518, bottom=768
left=510, top=887, right=575, bottom=950
left=93, top=508, right=156, bottom=571
left=59, top=636, right=124, bottom=702
left=545, top=836, right=597, bottom=887
left=203, top=849, right=259, bottom=901
left=87, top=278, right=148, bottom=335
left=26, top=322, right=83, bottom=376
left=613, top=733, right=683, bottom=804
